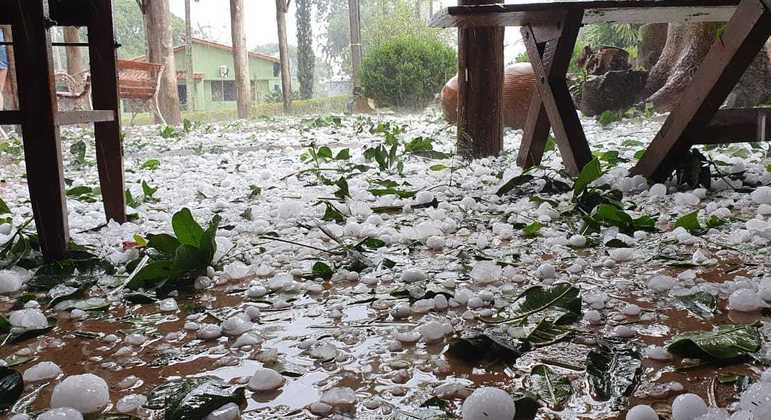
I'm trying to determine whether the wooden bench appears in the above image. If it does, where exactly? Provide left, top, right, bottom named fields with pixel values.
left=117, top=59, right=165, bottom=126
left=0, top=0, right=125, bottom=261
left=431, top=0, right=771, bottom=180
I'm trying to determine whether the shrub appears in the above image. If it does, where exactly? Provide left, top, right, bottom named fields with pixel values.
left=361, top=35, right=456, bottom=110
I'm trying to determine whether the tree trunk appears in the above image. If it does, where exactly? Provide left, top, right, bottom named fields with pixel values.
left=296, top=0, right=315, bottom=100
left=144, top=0, right=181, bottom=125
left=63, top=27, right=83, bottom=76
left=275, top=0, right=292, bottom=113
left=637, top=23, right=667, bottom=70
left=643, top=22, right=720, bottom=112
left=230, top=0, right=251, bottom=118
left=184, top=0, right=195, bottom=111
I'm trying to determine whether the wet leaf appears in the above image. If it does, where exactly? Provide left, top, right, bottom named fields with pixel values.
left=321, top=201, right=345, bottom=223
left=586, top=341, right=642, bottom=408
left=573, top=158, right=602, bottom=199
left=522, top=222, right=543, bottom=238
left=172, top=208, right=205, bottom=247
left=677, top=292, right=718, bottom=319
left=147, top=234, right=181, bottom=256
left=311, top=261, right=333, bottom=280
left=513, top=393, right=541, bottom=420
left=145, top=377, right=245, bottom=420
left=526, top=319, right=573, bottom=346
left=667, top=325, right=761, bottom=360
left=0, top=367, right=23, bottom=410
left=3, top=318, right=56, bottom=345
left=530, top=364, right=573, bottom=409
left=2, top=354, right=32, bottom=367
left=96, top=414, right=142, bottom=420
left=445, top=327, right=531, bottom=365
left=675, top=211, right=701, bottom=233
left=509, top=283, right=581, bottom=323
left=497, top=174, right=534, bottom=196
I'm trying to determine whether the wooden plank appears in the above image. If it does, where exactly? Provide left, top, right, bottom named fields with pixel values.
left=632, top=0, right=771, bottom=180
left=429, top=0, right=739, bottom=27
left=518, top=11, right=592, bottom=175
left=0, top=111, right=23, bottom=125
left=13, top=0, right=69, bottom=260
left=55, top=110, right=116, bottom=125
left=692, top=108, right=771, bottom=144
left=87, top=0, right=127, bottom=224
left=456, top=0, right=505, bottom=158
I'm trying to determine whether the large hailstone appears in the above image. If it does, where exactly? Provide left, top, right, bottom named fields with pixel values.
left=728, top=289, right=766, bottom=312
left=9, top=308, right=48, bottom=330
left=50, top=374, right=110, bottom=414
left=470, top=261, right=501, bottom=284
left=38, top=408, right=83, bottom=420
left=23, top=361, right=62, bottom=382
left=461, top=387, right=515, bottom=420
left=626, top=404, right=658, bottom=420
left=247, top=368, right=285, bottom=392
left=671, top=393, right=707, bottom=420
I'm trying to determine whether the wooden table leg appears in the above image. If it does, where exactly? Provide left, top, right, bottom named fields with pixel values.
left=456, top=0, right=504, bottom=158
left=13, top=1, right=69, bottom=261
left=87, top=0, right=126, bottom=223
left=516, top=11, right=592, bottom=176
left=632, top=0, right=771, bottom=181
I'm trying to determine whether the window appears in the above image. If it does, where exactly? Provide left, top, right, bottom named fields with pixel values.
left=273, top=63, right=280, bottom=77
left=211, top=80, right=236, bottom=101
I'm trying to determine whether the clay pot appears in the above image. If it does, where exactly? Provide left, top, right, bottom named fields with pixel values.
left=440, top=63, right=536, bottom=129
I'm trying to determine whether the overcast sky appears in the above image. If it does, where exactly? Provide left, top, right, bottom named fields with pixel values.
left=167, top=0, right=522, bottom=57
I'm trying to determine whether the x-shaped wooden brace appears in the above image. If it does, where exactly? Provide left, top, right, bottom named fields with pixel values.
left=516, top=10, right=592, bottom=176
left=632, top=0, right=771, bottom=181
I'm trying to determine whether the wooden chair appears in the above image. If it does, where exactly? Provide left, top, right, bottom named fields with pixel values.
left=117, top=59, right=165, bottom=126
left=55, top=71, right=92, bottom=111
left=0, top=0, right=125, bottom=261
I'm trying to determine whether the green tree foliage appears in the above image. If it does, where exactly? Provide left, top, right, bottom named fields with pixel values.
left=113, top=0, right=203, bottom=59
left=296, top=0, right=316, bottom=99
left=315, top=0, right=452, bottom=76
left=580, top=23, right=640, bottom=49
left=360, top=35, right=456, bottom=109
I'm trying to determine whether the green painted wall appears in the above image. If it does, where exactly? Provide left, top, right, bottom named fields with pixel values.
left=174, top=42, right=281, bottom=111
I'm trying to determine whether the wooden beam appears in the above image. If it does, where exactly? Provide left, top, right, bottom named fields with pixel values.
left=87, top=0, right=127, bottom=223
left=429, top=1, right=739, bottom=28
left=517, top=11, right=592, bottom=175
left=692, top=108, right=771, bottom=144
left=456, top=0, right=505, bottom=158
left=632, top=0, right=771, bottom=180
left=55, top=110, right=116, bottom=125
left=13, top=0, right=69, bottom=260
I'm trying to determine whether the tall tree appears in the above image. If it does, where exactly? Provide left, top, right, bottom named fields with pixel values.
left=643, top=23, right=721, bottom=111
left=296, top=0, right=315, bottom=99
left=184, top=0, right=195, bottom=111
left=63, top=27, right=83, bottom=76
left=230, top=0, right=252, bottom=118
left=141, top=0, right=182, bottom=125
left=275, top=0, right=292, bottom=112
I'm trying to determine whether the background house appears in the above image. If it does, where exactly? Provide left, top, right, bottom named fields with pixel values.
left=174, top=38, right=282, bottom=111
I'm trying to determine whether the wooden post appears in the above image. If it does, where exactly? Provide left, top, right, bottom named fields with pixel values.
left=517, top=12, right=592, bottom=176
left=1, top=25, right=18, bottom=110
left=184, top=0, right=195, bottom=111
left=632, top=0, right=771, bottom=180
left=275, top=0, right=292, bottom=113
left=88, top=0, right=126, bottom=223
left=63, top=26, right=82, bottom=76
left=13, top=0, right=69, bottom=260
left=456, top=0, right=504, bottom=158
left=230, top=0, right=251, bottom=118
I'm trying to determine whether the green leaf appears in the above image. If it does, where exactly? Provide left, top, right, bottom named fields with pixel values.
left=146, top=378, right=246, bottom=420
left=676, top=291, right=718, bottom=320
left=333, top=177, right=351, bottom=200
left=509, top=283, right=581, bottom=323
left=70, top=140, right=86, bottom=164
left=142, top=180, right=158, bottom=198
left=675, top=211, right=701, bottom=233
left=667, top=325, right=762, bottom=360
left=445, top=327, right=531, bottom=365
left=361, top=237, right=385, bottom=250
left=0, top=197, right=10, bottom=215
left=125, top=189, right=140, bottom=209
left=173, top=244, right=207, bottom=273
left=530, top=364, right=573, bottom=409
left=706, top=215, right=727, bottom=228
left=429, top=164, right=448, bottom=171
left=66, top=186, right=94, bottom=197
left=334, top=148, right=351, bottom=160
left=0, top=367, right=23, bottom=410
left=141, top=159, right=161, bottom=170
left=312, top=261, right=333, bottom=279
left=586, top=341, right=642, bottom=409
left=497, top=174, right=534, bottom=196
left=199, top=215, right=221, bottom=264
left=321, top=202, right=346, bottom=223
left=317, top=146, right=333, bottom=161
left=573, top=158, right=602, bottom=199
left=526, top=318, right=573, bottom=346
left=147, top=234, right=181, bottom=256
left=126, top=260, right=175, bottom=290
left=172, top=208, right=205, bottom=247
left=522, top=222, right=543, bottom=238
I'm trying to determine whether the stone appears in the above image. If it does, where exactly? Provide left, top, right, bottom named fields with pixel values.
left=580, top=70, right=648, bottom=117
